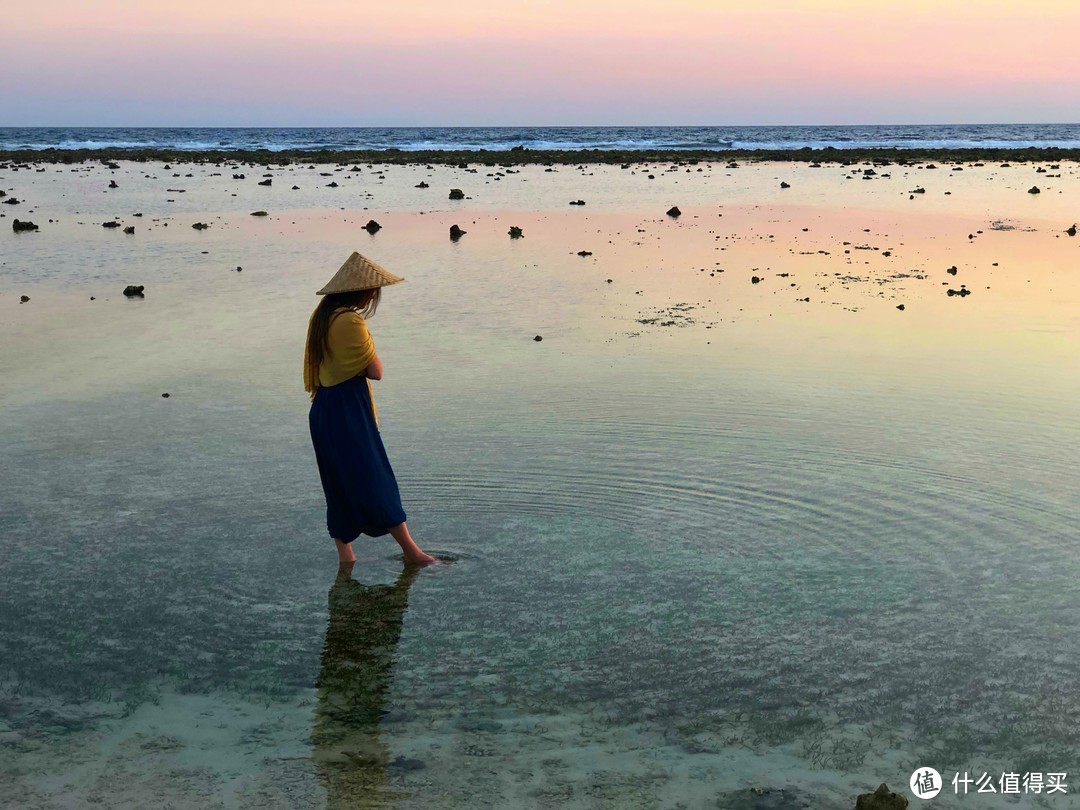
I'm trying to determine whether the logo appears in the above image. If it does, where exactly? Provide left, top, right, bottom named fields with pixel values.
left=911, top=767, right=943, bottom=799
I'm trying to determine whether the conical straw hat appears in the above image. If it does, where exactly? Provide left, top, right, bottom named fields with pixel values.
left=316, top=252, right=405, bottom=295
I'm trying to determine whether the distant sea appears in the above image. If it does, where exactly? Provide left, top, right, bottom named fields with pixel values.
left=2, top=124, right=1079, bottom=152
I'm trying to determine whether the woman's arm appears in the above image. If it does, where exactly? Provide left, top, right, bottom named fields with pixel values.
left=364, top=355, right=383, bottom=380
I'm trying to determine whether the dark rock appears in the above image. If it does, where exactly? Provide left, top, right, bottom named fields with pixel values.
left=533, top=335, right=542, bottom=341
left=192, top=222, right=209, bottom=230
left=20, top=295, right=30, bottom=303
left=780, top=181, right=791, bottom=188
left=569, top=199, right=586, bottom=206
left=364, top=219, right=381, bottom=233
left=1028, top=186, right=1041, bottom=194
left=250, top=210, right=268, bottom=216
left=947, top=266, right=957, bottom=275
left=123, top=226, right=135, bottom=234
left=236, top=266, right=242, bottom=272
left=911, top=187, right=926, bottom=194
left=108, top=180, right=118, bottom=189
left=327, top=181, right=339, bottom=188
left=415, top=181, right=430, bottom=188
left=1, top=197, right=19, bottom=205
left=292, top=185, right=300, bottom=190
left=751, top=276, right=762, bottom=284
left=449, top=224, right=466, bottom=241
left=233, top=174, right=246, bottom=179
left=12, top=219, right=38, bottom=232
left=508, top=226, right=523, bottom=239
left=667, top=206, right=682, bottom=217
left=606, top=278, right=613, bottom=283
left=947, top=286, right=971, bottom=297
left=162, top=392, right=170, bottom=398
left=387, top=756, right=425, bottom=772
left=855, top=783, right=908, bottom=809
left=123, top=285, right=145, bottom=297
left=1067, top=224, right=1077, bottom=237
left=713, top=786, right=813, bottom=809
left=449, top=188, right=465, bottom=200
left=577, top=250, right=593, bottom=257
left=106, top=162, right=120, bottom=169
left=102, top=221, right=121, bottom=228
left=896, top=304, right=905, bottom=311
left=258, top=179, right=272, bottom=186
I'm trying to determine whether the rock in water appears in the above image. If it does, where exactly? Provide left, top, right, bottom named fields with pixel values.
left=364, top=219, right=381, bottom=233
left=577, top=250, right=592, bottom=256
left=1028, top=186, right=1041, bottom=194
left=12, top=219, right=38, bottom=232
left=449, top=188, right=465, bottom=200
left=666, top=206, right=681, bottom=217
left=449, top=224, right=466, bottom=241
left=123, top=226, right=135, bottom=234
left=102, top=221, right=121, bottom=228
left=415, top=181, right=430, bottom=188
left=108, top=180, right=118, bottom=189
left=508, top=226, right=524, bottom=239
left=533, top=335, right=543, bottom=342
left=1067, top=224, right=1077, bottom=237
left=20, top=295, right=30, bottom=303
left=258, top=179, right=272, bottom=186
left=123, top=285, right=145, bottom=297
left=896, top=304, right=905, bottom=311
left=780, top=181, right=791, bottom=188
left=854, top=783, right=908, bottom=809
left=192, top=222, right=209, bottom=230
left=1, top=197, right=19, bottom=205
left=250, top=210, right=268, bottom=216
left=751, top=276, right=762, bottom=284
left=947, top=266, right=957, bottom=275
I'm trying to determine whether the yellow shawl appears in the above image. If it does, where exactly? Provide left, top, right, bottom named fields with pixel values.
left=304, top=307, right=379, bottom=425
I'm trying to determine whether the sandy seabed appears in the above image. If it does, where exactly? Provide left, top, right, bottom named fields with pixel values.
left=1, top=155, right=1079, bottom=809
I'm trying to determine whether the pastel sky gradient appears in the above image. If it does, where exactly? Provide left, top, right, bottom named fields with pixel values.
left=5, top=0, right=1078, bottom=126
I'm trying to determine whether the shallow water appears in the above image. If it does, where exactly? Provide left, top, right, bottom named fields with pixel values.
left=1, top=161, right=1078, bottom=808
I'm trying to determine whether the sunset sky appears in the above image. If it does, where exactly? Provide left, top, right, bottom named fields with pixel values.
left=5, top=0, right=1078, bottom=126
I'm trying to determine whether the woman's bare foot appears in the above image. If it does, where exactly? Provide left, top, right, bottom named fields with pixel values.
left=404, top=550, right=437, bottom=566
left=334, top=538, right=356, bottom=565
left=389, top=522, right=436, bottom=566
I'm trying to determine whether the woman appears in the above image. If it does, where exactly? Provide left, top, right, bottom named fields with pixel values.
left=304, top=252, right=435, bottom=567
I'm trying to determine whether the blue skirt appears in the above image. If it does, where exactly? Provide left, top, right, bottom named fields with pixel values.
left=309, top=376, right=406, bottom=542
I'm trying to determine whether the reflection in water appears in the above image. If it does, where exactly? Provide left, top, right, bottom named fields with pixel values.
left=312, top=565, right=419, bottom=809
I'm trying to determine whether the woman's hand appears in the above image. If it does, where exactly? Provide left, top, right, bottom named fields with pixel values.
left=364, top=355, right=383, bottom=381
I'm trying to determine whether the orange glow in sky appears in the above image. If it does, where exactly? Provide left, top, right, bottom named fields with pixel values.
left=5, top=0, right=1078, bottom=125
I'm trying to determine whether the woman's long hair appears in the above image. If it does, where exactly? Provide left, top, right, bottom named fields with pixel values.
left=304, top=289, right=380, bottom=394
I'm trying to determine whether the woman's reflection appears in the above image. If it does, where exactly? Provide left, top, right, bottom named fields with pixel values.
left=312, top=564, right=419, bottom=808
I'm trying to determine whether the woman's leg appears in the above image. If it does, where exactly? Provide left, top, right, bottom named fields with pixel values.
left=389, top=523, right=435, bottom=565
left=334, top=538, right=356, bottom=565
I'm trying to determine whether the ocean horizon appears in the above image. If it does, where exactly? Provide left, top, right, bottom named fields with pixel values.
left=3, top=123, right=1080, bottom=153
